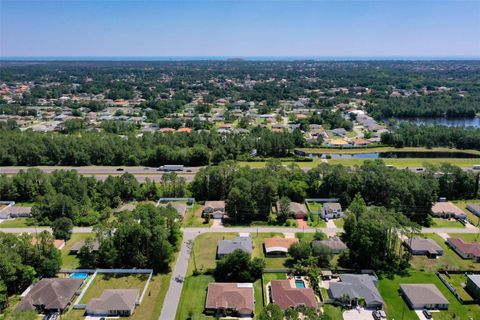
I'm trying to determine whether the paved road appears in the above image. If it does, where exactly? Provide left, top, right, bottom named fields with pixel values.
left=0, top=166, right=199, bottom=182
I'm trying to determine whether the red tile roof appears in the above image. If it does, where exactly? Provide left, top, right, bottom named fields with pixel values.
left=270, top=280, right=317, bottom=310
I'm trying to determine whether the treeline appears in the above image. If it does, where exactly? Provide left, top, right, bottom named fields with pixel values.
left=0, top=232, right=62, bottom=311
left=366, top=95, right=478, bottom=119
left=0, top=128, right=304, bottom=166
left=77, top=203, right=181, bottom=272
left=191, top=160, right=477, bottom=225
left=0, top=169, right=177, bottom=226
left=382, top=124, right=480, bottom=149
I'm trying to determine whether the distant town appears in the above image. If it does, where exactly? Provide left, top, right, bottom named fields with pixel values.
left=1, top=60, right=480, bottom=320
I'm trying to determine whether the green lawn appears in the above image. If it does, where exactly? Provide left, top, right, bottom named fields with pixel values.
left=334, top=218, right=345, bottom=228
left=187, top=232, right=238, bottom=276
left=61, top=233, right=95, bottom=269
left=322, top=304, right=344, bottom=319
left=0, top=218, right=41, bottom=228
left=182, top=203, right=211, bottom=228
left=328, top=157, right=480, bottom=168
left=410, top=235, right=480, bottom=272
left=176, top=275, right=214, bottom=320
left=308, top=213, right=327, bottom=227
left=80, top=273, right=149, bottom=304
left=444, top=273, right=475, bottom=301
left=378, top=271, right=480, bottom=320
left=448, top=233, right=480, bottom=243
left=431, top=218, right=464, bottom=228
left=297, top=147, right=480, bottom=156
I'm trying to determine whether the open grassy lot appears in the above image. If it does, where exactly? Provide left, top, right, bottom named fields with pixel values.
left=61, top=233, right=95, bottom=269
left=182, top=203, right=211, bottom=227
left=175, top=274, right=214, bottom=320
left=323, top=304, right=344, bottom=319
left=252, top=232, right=289, bottom=269
left=186, top=232, right=238, bottom=276
left=431, top=218, right=464, bottom=228
left=410, top=234, right=480, bottom=272
left=297, top=147, right=480, bottom=156
left=328, top=157, right=480, bottom=168
left=80, top=273, right=149, bottom=304
left=378, top=271, right=480, bottom=320
left=444, top=273, right=475, bottom=301
left=448, top=233, right=480, bottom=243
left=0, top=218, right=43, bottom=228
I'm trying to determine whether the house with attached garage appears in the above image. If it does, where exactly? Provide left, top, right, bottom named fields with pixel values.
left=269, top=280, right=317, bottom=311
left=264, top=237, right=299, bottom=257
left=447, top=238, right=480, bottom=262
left=217, top=236, right=252, bottom=259
left=403, top=237, right=443, bottom=258
left=321, top=202, right=343, bottom=220
left=205, top=283, right=254, bottom=317
left=430, top=201, right=467, bottom=220
left=400, top=284, right=449, bottom=310
left=328, top=274, right=384, bottom=309
left=86, top=289, right=139, bottom=316
left=466, top=203, right=480, bottom=218
left=312, top=236, right=347, bottom=254
left=466, top=274, right=480, bottom=300
left=203, top=201, right=226, bottom=219
left=289, top=202, right=308, bottom=219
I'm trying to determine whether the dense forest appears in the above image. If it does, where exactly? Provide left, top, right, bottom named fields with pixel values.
left=0, top=128, right=305, bottom=166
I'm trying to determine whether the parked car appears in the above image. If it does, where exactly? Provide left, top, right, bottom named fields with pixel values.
left=372, top=310, right=387, bottom=319
left=423, top=309, right=432, bottom=319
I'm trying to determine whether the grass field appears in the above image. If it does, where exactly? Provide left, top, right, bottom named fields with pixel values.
left=323, top=304, right=344, bottom=319
left=297, top=147, right=480, bottom=156
left=0, top=218, right=41, bottom=228
left=444, top=273, right=475, bottom=301
left=182, top=203, right=211, bottom=227
left=448, top=233, right=480, bottom=243
left=410, top=235, right=480, bottom=272
left=175, top=275, right=214, bottom=320
left=60, top=233, right=95, bottom=269
left=431, top=218, right=464, bottom=228
left=378, top=271, right=480, bottom=320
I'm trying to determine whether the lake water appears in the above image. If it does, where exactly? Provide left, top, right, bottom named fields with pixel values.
left=396, top=117, right=480, bottom=128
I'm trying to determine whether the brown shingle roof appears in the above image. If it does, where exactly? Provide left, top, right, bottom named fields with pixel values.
left=270, top=280, right=317, bottom=310
left=264, top=237, right=299, bottom=253
left=86, top=289, right=139, bottom=314
left=205, top=283, right=254, bottom=314
left=16, top=278, right=83, bottom=311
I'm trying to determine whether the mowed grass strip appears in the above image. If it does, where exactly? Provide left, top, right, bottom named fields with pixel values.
left=175, top=275, right=214, bottom=320
left=431, top=218, right=464, bottom=228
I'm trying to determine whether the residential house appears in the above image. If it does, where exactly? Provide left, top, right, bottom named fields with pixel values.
left=270, top=280, right=317, bottom=310
left=321, top=202, right=343, bottom=220
left=328, top=274, right=383, bottom=309
left=31, top=238, right=66, bottom=250
left=203, top=201, right=226, bottom=219
left=351, top=138, right=371, bottom=147
left=312, top=236, right=347, bottom=254
left=332, top=128, right=347, bottom=136
left=159, top=202, right=188, bottom=218
left=431, top=202, right=467, bottom=220
left=403, top=237, right=444, bottom=258
left=466, top=203, right=480, bottom=218
left=466, top=274, right=480, bottom=300
left=86, top=289, right=139, bottom=316
left=327, top=139, right=350, bottom=147
left=0, top=203, right=32, bottom=219
left=70, top=240, right=100, bottom=254
left=447, top=238, right=480, bottom=262
left=205, top=283, right=254, bottom=317
left=400, top=284, right=449, bottom=310
left=217, top=237, right=252, bottom=259
left=16, top=278, right=83, bottom=313
left=289, top=202, right=308, bottom=219
left=264, top=237, right=299, bottom=257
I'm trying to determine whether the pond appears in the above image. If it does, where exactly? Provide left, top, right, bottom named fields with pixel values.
left=395, top=117, right=480, bottom=128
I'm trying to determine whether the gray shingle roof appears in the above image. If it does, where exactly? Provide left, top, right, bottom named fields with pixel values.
left=329, top=274, right=383, bottom=306
left=400, top=284, right=449, bottom=305
left=86, top=289, right=139, bottom=314
left=217, top=237, right=252, bottom=256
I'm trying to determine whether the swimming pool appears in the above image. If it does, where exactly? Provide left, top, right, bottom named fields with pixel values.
left=295, top=279, right=306, bottom=288
left=70, top=272, right=88, bottom=279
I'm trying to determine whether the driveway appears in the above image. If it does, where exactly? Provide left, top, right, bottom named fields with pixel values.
left=211, top=218, right=223, bottom=228
left=343, top=308, right=374, bottom=320
left=296, top=218, right=308, bottom=228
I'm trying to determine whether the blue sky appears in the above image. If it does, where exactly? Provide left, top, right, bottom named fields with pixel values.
left=1, top=0, right=479, bottom=58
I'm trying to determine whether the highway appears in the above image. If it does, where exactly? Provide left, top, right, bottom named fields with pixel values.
left=0, top=166, right=199, bottom=182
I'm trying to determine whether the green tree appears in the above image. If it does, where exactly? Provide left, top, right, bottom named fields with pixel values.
left=258, top=304, right=284, bottom=320
left=214, top=250, right=265, bottom=282
left=52, top=217, right=73, bottom=240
